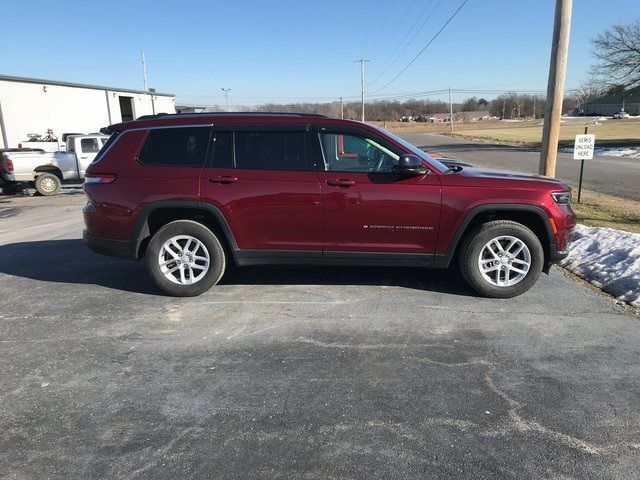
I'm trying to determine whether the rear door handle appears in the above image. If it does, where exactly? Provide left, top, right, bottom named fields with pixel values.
left=326, top=179, right=356, bottom=187
left=209, top=176, right=238, bottom=184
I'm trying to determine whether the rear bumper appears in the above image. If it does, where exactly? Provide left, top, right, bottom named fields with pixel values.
left=83, top=230, right=137, bottom=260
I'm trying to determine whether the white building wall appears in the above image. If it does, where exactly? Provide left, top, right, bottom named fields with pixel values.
left=153, top=95, right=176, bottom=115
left=0, top=79, right=175, bottom=148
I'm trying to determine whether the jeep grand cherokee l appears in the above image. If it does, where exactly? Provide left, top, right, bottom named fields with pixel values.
left=83, top=113, right=575, bottom=297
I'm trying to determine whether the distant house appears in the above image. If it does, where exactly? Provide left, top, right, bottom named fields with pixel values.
left=583, top=86, right=640, bottom=116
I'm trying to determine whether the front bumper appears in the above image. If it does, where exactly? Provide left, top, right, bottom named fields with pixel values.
left=543, top=241, right=568, bottom=274
left=548, top=248, right=568, bottom=263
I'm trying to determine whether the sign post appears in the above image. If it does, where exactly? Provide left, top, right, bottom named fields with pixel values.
left=573, top=127, right=595, bottom=203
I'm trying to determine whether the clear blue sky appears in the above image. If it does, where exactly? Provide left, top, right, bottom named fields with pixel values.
left=2, top=0, right=638, bottom=107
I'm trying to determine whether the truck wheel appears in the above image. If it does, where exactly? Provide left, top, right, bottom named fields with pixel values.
left=458, top=220, right=544, bottom=298
left=34, top=173, right=61, bottom=196
left=146, top=220, right=226, bottom=297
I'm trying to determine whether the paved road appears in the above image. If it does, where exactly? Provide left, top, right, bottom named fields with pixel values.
left=1, top=194, right=640, bottom=479
left=400, top=132, right=640, bottom=201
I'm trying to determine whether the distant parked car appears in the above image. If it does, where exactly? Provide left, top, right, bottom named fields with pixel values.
left=1, top=134, right=109, bottom=195
left=612, top=111, right=630, bottom=119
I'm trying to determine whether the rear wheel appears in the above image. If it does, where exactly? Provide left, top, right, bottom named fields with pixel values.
left=459, top=220, right=544, bottom=298
left=34, top=173, right=61, bottom=196
left=146, top=220, right=226, bottom=297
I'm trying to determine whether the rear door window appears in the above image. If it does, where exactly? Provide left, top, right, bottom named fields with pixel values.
left=210, top=132, right=234, bottom=168
left=138, top=127, right=211, bottom=167
left=234, top=132, right=309, bottom=171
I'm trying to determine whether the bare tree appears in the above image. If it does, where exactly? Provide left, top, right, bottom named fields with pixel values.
left=592, top=20, right=640, bottom=88
left=574, top=81, right=603, bottom=107
left=462, top=97, right=479, bottom=112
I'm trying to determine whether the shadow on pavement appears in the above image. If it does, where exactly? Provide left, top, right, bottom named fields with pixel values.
left=0, top=239, right=161, bottom=295
left=221, top=264, right=474, bottom=296
left=0, top=239, right=475, bottom=297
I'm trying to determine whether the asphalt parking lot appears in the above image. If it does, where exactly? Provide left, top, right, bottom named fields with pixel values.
left=1, top=192, right=639, bottom=479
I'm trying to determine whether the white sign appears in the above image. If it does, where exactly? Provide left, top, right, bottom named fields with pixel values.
left=573, top=134, right=596, bottom=160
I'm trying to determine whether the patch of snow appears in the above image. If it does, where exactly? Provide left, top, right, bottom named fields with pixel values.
left=561, top=224, right=640, bottom=307
left=560, top=146, right=640, bottom=158
left=561, top=115, right=608, bottom=122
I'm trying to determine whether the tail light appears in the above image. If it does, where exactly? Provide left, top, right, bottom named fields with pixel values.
left=2, top=155, right=13, bottom=172
left=84, top=174, right=117, bottom=185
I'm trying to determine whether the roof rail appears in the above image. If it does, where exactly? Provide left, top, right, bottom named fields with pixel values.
left=137, top=111, right=328, bottom=119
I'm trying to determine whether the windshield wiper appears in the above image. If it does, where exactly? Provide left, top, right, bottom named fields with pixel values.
left=444, top=165, right=464, bottom=173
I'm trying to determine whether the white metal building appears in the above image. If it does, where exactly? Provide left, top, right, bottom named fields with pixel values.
left=583, top=86, right=640, bottom=116
left=0, top=74, right=176, bottom=148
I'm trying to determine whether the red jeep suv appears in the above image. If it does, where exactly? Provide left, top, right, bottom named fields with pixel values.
left=83, top=113, right=575, bottom=297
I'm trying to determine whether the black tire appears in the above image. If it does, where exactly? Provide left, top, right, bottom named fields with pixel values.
left=34, top=173, right=61, bottom=196
left=146, top=220, right=226, bottom=297
left=458, top=220, right=544, bottom=298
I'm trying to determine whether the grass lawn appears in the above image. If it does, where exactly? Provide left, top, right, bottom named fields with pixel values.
left=373, top=118, right=640, bottom=148
left=572, top=190, right=640, bottom=234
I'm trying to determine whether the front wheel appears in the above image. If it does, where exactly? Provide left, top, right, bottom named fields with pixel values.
left=458, top=220, right=544, bottom=298
left=146, top=220, right=226, bottom=297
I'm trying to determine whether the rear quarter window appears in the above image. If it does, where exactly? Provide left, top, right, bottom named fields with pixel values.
left=138, top=127, right=212, bottom=167
left=91, top=133, right=120, bottom=164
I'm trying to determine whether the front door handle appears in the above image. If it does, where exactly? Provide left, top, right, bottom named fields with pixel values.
left=326, top=179, right=356, bottom=187
left=209, top=176, right=238, bottom=184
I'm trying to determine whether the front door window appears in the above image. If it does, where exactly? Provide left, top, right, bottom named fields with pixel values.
left=319, top=133, right=399, bottom=173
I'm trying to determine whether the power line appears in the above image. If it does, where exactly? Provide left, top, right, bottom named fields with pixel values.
left=370, top=0, right=471, bottom=94
left=363, top=0, right=399, bottom=58
left=368, top=0, right=439, bottom=86
left=176, top=86, right=581, bottom=106
left=359, top=2, right=382, bottom=59
left=371, top=0, right=435, bottom=84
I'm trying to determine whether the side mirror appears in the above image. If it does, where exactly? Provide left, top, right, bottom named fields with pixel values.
left=395, top=154, right=428, bottom=176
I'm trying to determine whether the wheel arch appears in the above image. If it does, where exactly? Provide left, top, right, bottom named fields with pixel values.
left=442, top=204, right=555, bottom=270
left=33, top=165, right=63, bottom=181
left=133, top=201, right=238, bottom=261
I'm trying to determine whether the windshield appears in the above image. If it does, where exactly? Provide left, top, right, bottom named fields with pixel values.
left=369, top=124, right=449, bottom=173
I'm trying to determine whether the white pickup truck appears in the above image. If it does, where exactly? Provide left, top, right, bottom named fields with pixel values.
left=1, top=134, right=109, bottom=195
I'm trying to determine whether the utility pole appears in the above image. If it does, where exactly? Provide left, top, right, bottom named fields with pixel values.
left=355, top=59, right=370, bottom=122
left=539, top=0, right=573, bottom=177
left=533, top=96, right=537, bottom=118
left=448, top=86, right=454, bottom=133
left=221, top=88, right=231, bottom=111
left=141, top=52, right=148, bottom=92
left=339, top=97, right=344, bottom=119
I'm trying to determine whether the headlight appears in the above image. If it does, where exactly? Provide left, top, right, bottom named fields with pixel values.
left=551, top=191, right=572, bottom=204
